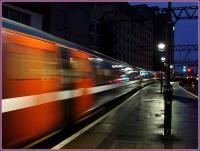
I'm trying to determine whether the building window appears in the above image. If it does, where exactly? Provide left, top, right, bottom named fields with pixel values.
left=89, top=34, right=95, bottom=45
left=89, top=33, right=101, bottom=50
left=3, top=6, right=31, bottom=26
left=90, top=18, right=100, bottom=35
left=89, top=21, right=95, bottom=33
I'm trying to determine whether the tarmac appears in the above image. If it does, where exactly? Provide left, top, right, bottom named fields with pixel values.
left=58, top=82, right=198, bottom=149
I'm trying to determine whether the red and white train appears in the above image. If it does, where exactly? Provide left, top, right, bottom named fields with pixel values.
left=2, top=18, right=159, bottom=148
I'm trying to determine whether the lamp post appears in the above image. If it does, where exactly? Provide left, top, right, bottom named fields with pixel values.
left=170, top=65, right=174, bottom=79
left=158, top=43, right=166, bottom=93
left=163, top=2, right=173, bottom=137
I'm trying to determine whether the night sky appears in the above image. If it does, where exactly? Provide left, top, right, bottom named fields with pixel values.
left=130, top=2, right=198, bottom=73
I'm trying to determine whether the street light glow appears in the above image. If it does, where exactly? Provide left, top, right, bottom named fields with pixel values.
left=170, top=65, right=173, bottom=69
left=158, top=43, right=166, bottom=51
left=161, top=57, right=166, bottom=62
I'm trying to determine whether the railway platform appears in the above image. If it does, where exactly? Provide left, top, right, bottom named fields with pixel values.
left=53, top=82, right=198, bottom=149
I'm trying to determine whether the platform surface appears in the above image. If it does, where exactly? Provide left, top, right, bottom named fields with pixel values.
left=60, top=82, right=198, bottom=149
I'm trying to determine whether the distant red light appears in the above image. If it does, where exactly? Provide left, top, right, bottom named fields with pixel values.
left=187, top=68, right=192, bottom=72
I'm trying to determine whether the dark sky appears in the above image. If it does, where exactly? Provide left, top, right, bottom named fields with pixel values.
left=130, top=2, right=198, bottom=73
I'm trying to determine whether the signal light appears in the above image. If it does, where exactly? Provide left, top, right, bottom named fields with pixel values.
left=182, top=66, right=186, bottom=73
left=187, top=68, right=192, bottom=73
left=182, top=68, right=186, bottom=72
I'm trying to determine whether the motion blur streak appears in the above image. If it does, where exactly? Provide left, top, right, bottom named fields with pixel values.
left=2, top=80, right=140, bottom=113
left=2, top=18, right=160, bottom=148
left=3, top=27, right=64, bottom=148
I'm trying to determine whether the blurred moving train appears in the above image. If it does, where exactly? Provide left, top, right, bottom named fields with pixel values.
left=2, top=18, right=160, bottom=148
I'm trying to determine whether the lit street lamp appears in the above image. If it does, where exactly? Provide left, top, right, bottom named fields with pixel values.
left=158, top=43, right=166, bottom=51
left=158, top=43, right=166, bottom=93
left=161, top=57, right=166, bottom=63
left=170, top=65, right=174, bottom=79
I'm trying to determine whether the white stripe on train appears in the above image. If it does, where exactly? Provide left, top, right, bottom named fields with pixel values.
left=2, top=80, right=144, bottom=113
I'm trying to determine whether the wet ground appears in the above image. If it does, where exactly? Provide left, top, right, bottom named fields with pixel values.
left=59, top=82, right=198, bottom=149
left=179, top=78, right=198, bottom=96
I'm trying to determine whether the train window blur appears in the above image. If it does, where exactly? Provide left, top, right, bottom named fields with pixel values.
left=60, top=48, right=74, bottom=90
left=109, top=64, right=140, bottom=84
left=4, top=44, right=61, bottom=79
left=69, top=58, right=93, bottom=79
left=90, top=58, right=113, bottom=85
left=140, top=70, right=154, bottom=79
left=59, top=56, right=95, bottom=89
left=91, top=58, right=141, bottom=85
